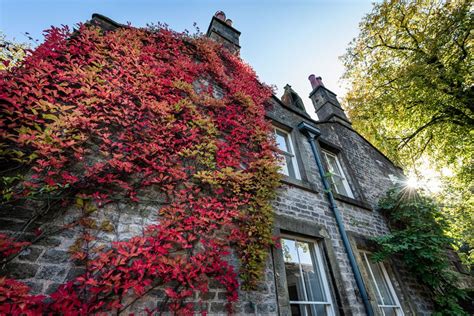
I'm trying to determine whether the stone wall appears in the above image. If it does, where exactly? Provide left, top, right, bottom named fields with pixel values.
left=0, top=201, right=158, bottom=296
left=265, top=97, right=434, bottom=315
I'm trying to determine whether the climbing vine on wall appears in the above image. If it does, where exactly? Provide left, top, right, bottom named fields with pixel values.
left=0, top=22, right=280, bottom=314
left=373, top=188, right=467, bottom=315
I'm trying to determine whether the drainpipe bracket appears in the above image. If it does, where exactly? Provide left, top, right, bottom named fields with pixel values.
left=297, top=121, right=321, bottom=139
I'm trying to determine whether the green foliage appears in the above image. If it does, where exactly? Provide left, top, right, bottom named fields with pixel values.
left=437, top=167, right=474, bottom=265
left=373, top=188, right=468, bottom=315
left=342, top=0, right=473, bottom=265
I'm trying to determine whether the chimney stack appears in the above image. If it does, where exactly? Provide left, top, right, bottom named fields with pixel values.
left=206, top=11, right=241, bottom=55
left=308, top=73, right=350, bottom=125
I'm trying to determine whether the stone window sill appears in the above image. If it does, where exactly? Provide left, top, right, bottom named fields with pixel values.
left=280, top=176, right=319, bottom=194
left=333, top=193, right=372, bottom=211
left=279, top=175, right=372, bottom=211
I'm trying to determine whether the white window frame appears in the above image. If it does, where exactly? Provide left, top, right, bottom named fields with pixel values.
left=281, top=234, right=335, bottom=316
left=274, top=127, right=301, bottom=180
left=321, top=150, right=354, bottom=198
left=361, top=251, right=404, bottom=316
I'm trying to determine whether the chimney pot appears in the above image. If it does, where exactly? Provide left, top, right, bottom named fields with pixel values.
left=316, top=76, right=324, bottom=87
left=308, top=74, right=324, bottom=90
left=308, top=74, right=317, bottom=89
left=215, top=11, right=226, bottom=21
left=225, top=19, right=233, bottom=26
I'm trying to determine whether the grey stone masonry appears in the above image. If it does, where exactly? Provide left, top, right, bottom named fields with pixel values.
left=264, top=94, right=435, bottom=315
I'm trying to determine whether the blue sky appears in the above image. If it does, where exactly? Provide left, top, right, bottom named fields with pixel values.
left=0, top=0, right=374, bottom=118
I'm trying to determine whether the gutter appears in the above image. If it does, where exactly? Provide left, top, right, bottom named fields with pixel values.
left=298, top=121, right=374, bottom=316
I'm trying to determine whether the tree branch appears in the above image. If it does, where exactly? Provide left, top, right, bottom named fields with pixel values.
left=398, top=6, right=425, bottom=54
left=397, top=115, right=446, bottom=149
left=367, top=34, right=418, bottom=52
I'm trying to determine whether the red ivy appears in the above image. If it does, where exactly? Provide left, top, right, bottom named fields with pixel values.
left=0, top=234, right=31, bottom=258
left=0, top=277, right=45, bottom=315
left=0, top=22, right=279, bottom=314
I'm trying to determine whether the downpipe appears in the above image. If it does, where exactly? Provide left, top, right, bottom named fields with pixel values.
left=298, top=121, right=374, bottom=316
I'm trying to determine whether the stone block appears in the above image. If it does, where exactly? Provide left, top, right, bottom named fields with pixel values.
left=18, top=246, right=43, bottom=262
left=217, top=292, right=227, bottom=300
left=36, top=237, right=62, bottom=247
left=243, top=301, right=255, bottom=313
left=5, top=262, right=39, bottom=279
left=149, top=289, right=165, bottom=299
left=193, top=302, right=208, bottom=311
left=210, top=302, right=225, bottom=313
left=201, top=291, right=216, bottom=300
left=24, top=281, right=44, bottom=294
left=39, top=249, right=70, bottom=264
left=265, top=303, right=277, bottom=313
left=37, top=265, right=68, bottom=282
left=66, top=267, right=86, bottom=280
left=46, top=282, right=61, bottom=295
left=59, top=229, right=77, bottom=238
left=255, top=282, right=268, bottom=293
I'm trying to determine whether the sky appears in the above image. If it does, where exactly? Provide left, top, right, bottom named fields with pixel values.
left=0, top=0, right=375, bottom=119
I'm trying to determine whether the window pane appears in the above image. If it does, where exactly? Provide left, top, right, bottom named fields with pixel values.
left=291, top=304, right=327, bottom=316
left=275, top=130, right=289, bottom=152
left=381, top=307, right=398, bottom=316
left=361, top=253, right=397, bottom=306
left=368, top=260, right=396, bottom=305
left=277, top=153, right=290, bottom=176
left=361, top=255, right=378, bottom=300
left=290, top=304, right=307, bottom=316
left=290, top=304, right=327, bottom=316
left=310, top=304, right=327, bottom=316
left=324, top=153, right=339, bottom=175
left=282, top=239, right=306, bottom=302
left=296, top=241, right=327, bottom=302
left=332, top=175, right=348, bottom=196
left=285, top=154, right=296, bottom=178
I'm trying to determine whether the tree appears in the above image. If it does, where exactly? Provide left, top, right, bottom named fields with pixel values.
left=0, top=32, right=29, bottom=70
left=374, top=188, right=467, bottom=315
left=342, top=0, right=473, bottom=263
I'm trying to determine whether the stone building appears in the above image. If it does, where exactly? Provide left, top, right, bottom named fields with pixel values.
left=2, top=11, right=468, bottom=316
